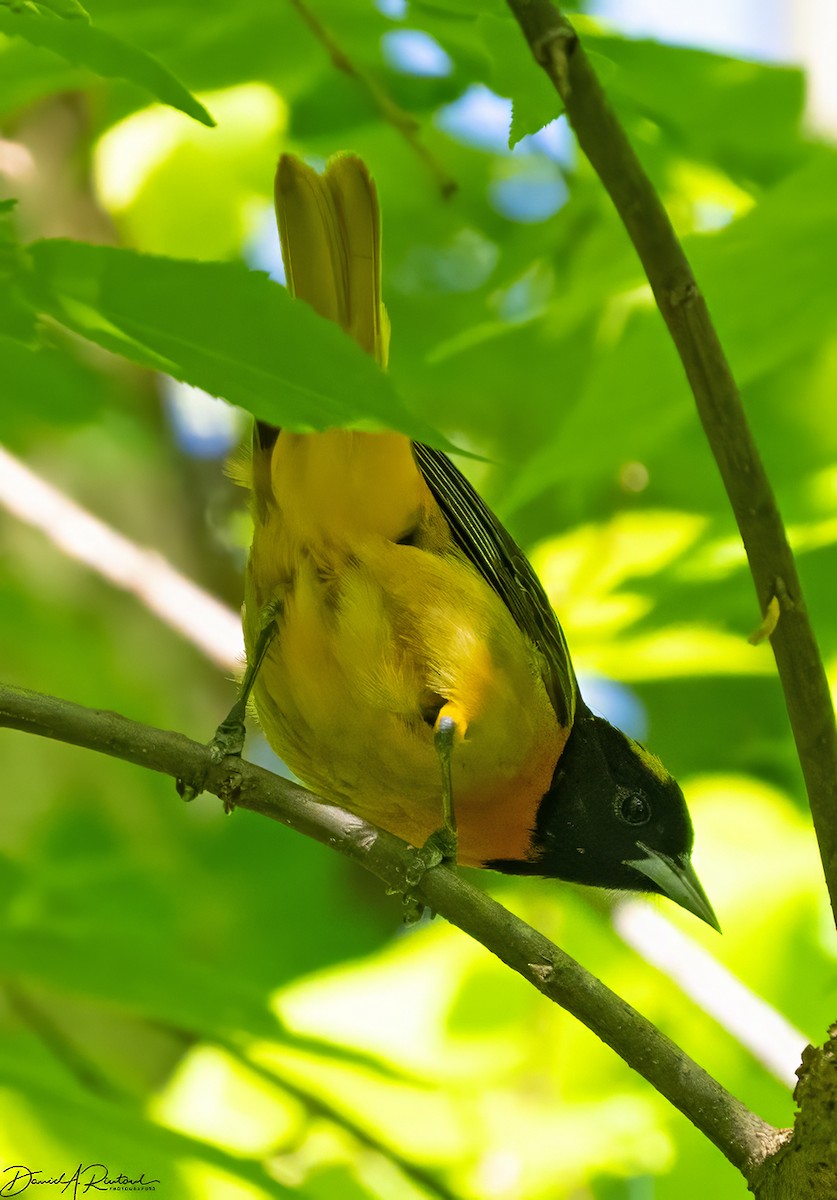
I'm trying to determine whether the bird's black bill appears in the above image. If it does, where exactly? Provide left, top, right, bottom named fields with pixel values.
left=626, top=843, right=721, bottom=932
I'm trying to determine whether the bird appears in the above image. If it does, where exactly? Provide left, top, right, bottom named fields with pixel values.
left=213, top=151, right=719, bottom=931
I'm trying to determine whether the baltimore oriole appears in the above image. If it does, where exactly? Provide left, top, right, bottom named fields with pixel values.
left=213, top=152, right=719, bottom=931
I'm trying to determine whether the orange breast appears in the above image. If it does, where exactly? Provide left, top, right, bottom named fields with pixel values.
left=453, top=723, right=567, bottom=866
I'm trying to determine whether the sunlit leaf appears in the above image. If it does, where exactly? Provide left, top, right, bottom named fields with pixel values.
left=152, top=1044, right=303, bottom=1155
left=93, top=84, right=287, bottom=260
left=0, top=1036, right=300, bottom=1198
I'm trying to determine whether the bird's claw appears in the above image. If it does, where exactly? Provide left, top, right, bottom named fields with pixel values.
left=402, top=826, right=457, bottom=923
left=208, top=717, right=246, bottom=763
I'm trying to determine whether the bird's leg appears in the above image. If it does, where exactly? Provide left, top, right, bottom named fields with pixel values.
left=431, top=709, right=460, bottom=860
left=178, top=603, right=281, bottom=805
left=209, top=600, right=281, bottom=762
left=404, top=703, right=465, bottom=893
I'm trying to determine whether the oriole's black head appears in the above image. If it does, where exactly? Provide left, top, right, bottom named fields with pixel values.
left=488, top=704, right=719, bottom=930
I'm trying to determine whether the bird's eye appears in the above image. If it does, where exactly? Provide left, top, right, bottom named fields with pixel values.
left=618, top=793, right=651, bottom=826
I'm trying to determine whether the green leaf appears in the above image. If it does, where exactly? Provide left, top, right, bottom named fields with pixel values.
left=691, top=147, right=837, bottom=383
left=26, top=239, right=454, bottom=448
left=34, top=0, right=89, bottom=19
left=0, top=925, right=286, bottom=1041
left=0, top=336, right=106, bottom=430
left=0, top=1, right=213, bottom=126
left=478, top=13, right=562, bottom=146
left=0, top=35, right=86, bottom=117
left=586, top=31, right=805, bottom=183
left=414, top=0, right=507, bottom=14
left=0, top=1037, right=300, bottom=1199
left=0, top=199, right=37, bottom=344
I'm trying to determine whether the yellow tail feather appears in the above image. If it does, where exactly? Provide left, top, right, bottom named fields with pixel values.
left=274, top=153, right=389, bottom=367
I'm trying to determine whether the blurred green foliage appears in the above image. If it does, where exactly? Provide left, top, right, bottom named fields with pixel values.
left=1, top=1, right=836, bottom=1197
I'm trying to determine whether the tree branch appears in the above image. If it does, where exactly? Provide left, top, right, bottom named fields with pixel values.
left=0, top=681, right=784, bottom=1182
left=287, top=0, right=457, bottom=199
left=503, top=0, right=837, bottom=924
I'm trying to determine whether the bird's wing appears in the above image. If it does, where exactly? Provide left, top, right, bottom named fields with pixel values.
left=413, top=442, right=577, bottom=729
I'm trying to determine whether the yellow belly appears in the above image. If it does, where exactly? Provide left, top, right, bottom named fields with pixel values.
left=245, top=511, right=564, bottom=867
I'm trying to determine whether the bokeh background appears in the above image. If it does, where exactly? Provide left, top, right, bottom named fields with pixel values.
left=2, top=0, right=836, bottom=1196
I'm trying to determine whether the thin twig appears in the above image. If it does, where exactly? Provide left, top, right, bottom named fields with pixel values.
left=3, top=983, right=131, bottom=1104
left=211, top=1035, right=460, bottom=1200
left=287, top=0, right=457, bottom=198
left=504, top=0, right=837, bottom=922
left=0, top=445, right=243, bottom=671
left=0, top=682, right=785, bottom=1183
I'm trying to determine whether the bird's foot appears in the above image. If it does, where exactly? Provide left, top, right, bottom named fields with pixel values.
left=402, top=825, right=458, bottom=924
left=208, top=713, right=246, bottom=763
